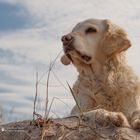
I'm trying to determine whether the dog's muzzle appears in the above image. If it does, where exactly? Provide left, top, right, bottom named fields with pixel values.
left=61, top=34, right=91, bottom=63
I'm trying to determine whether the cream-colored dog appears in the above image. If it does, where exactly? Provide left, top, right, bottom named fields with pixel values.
left=61, top=19, right=140, bottom=129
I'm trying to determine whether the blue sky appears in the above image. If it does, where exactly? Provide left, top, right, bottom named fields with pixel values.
left=0, top=0, right=140, bottom=122
left=0, top=2, right=29, bottom=31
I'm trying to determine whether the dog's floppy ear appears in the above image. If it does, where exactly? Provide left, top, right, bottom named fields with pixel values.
left=61, top=54, right=71, bottom=65
left=102, top=20, right=131, bottom=56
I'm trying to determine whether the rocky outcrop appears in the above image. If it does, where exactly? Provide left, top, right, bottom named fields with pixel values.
left=0, top=110, right=140, bottom=140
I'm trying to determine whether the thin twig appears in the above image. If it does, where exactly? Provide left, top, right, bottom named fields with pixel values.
left=38, top=50, right=62, bottom=83
left=66, top=82, right=83, bottom=117
left=45, top=96, right=72, bottom=120
left=33, top=71, right=38, bottom=121
left=44, top=61, right=52, bottom=118
left=52, top=70, right=69, bottom=92
left=41, top=51, right=63, bottom=140
left=44, top=51, right=63, bottom=117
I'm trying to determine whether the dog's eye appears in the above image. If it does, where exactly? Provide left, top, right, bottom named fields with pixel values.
left=85, top=27, right=97, bottom=34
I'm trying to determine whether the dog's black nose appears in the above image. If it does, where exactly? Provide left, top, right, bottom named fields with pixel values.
left=61, top=34, right=73, bottom=46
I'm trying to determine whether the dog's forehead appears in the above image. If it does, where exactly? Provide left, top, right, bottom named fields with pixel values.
left=72, top=19, right=104, bottom=32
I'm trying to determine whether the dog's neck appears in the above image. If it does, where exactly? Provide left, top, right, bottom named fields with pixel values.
left=75, top=53, right=130, bottom=80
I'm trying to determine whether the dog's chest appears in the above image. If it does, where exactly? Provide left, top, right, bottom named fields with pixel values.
left=74, top=73, right=137, bottom=111
left=84, top=77, right=123, bottom=111
left=91, top=80, right=115, bottom=109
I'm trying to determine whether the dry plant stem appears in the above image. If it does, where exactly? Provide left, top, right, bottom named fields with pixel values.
left=52, top=70, right=69, bottom=92
left=45, top=97, right=72, bottom=120
left=41, top=97, right=55, bottom=140
left=33, top=71, right=38, bottom=121
left=38, top=50, right=62, bottom=83
left=41, top=129, right=46, bottom=140
left=33, top=51, right=67, bottom=140
left=44, top=62, right=52, bottom=118
left=66, top=82, right=85, bottom=130
left=45, top=96, right=55, bottom=120
left=41, top=63, right=52, bottom=140
left=32, top=51, right=63, bottom=120
left=44, top=51, right=64, bottom=118
left=41, top=52, right=63, bottom=140
left=66, top=82, right=84, bottom=118
left=66, top=82, right=83, bottom=115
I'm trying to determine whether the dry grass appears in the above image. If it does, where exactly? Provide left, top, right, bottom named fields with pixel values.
left=31, top=50, right=75, bottom=139
left=66, top=82, right=83, bottom=117
left=33, top=71, right=38, bottom=121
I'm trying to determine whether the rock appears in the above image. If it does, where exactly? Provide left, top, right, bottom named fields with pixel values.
left=0, top=110, right=140, bottom=140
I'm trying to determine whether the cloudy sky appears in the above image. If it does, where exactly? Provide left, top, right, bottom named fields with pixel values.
left=0, top=0, right=140, bottom=122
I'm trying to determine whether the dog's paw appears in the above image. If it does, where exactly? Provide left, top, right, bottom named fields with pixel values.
left=131, top=110, right=140, bottom=129
left=131, top=119, right=140, bottom=129
left=90, top=109, right=130, bottom=127
left=104, top=112, right=130, bottom=127
left=82, top=109, right=130, bottom=128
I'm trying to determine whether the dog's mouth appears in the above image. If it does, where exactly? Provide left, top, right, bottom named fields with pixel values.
left=64, top=45, right=74, bottom=54
left=63, top=45, right=92, bottom=63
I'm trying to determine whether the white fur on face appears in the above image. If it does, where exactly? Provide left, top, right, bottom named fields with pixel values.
left=69, top=19, right=106, bottom=63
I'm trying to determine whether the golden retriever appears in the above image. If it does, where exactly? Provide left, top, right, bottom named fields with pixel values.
left=61, top=19, right=140, bottom=129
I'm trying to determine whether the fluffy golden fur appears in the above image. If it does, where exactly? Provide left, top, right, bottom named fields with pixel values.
left=61, top=19, right=140, bottom=129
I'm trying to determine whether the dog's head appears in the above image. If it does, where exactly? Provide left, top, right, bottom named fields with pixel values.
left=61, top=19, right=131, bottom=66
